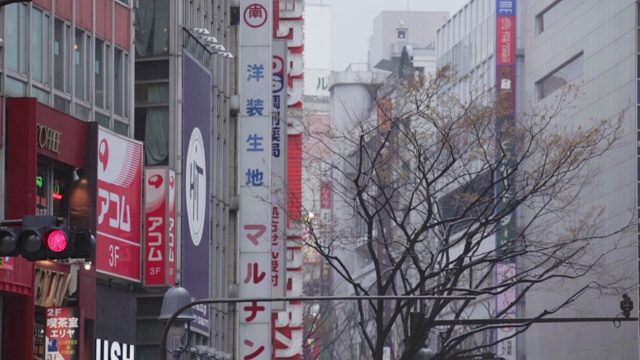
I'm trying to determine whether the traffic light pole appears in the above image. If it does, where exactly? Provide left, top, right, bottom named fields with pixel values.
left=430, top=316, right=638, bottom=326
left=159, top=293, right=638, bottom=360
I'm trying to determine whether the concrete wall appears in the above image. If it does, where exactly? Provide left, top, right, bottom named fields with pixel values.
left=521, top=0, right=638, bottom=359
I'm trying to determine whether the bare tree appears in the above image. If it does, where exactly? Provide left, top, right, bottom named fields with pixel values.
left=296, top=66, right=632, bottom=360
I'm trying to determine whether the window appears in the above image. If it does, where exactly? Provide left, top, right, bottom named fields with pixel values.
left=439, top=171, right=492, bottom=234
left=135, top=0, right=169, bottom=57
left=37, top=162, right=71, bottom=217
left=95, top=39, right=109, bottom=109
left=31, top=9, right=51, bottom=85
left=74, top=29, right=91, bottom=101
left=397, top=28, right=408, bottom=40
left=6, top=3, right=28, bottom=74
left=54, top=95, right=70, bottom=113
left=536, top=0, right=576, bottom=34
left=54, top=19, right=71, bottom=93
left=537, top=53, right=584, bottom=100
left=114, top=48, right=124, bottom=116
left=135, top=59, right=170, bottom=165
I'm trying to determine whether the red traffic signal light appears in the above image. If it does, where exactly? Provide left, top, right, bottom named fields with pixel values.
left=18, top=227, right=74, bottom=261
left=19, top=216, right=75, bottom=261
left=0, top=216, right=94, bottom=261
left=45, top=229, right=69, bottom=253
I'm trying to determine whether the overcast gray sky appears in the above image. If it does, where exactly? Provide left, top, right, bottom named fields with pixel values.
left=325, top=0, right=470, bottom=70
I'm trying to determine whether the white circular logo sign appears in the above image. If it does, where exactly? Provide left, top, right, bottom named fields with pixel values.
left=185, top=128, right=207, bottom=246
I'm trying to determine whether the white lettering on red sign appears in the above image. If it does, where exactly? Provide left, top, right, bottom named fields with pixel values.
left=98, top=189, right=132, bottom=232
left=147, top=216, right=163, bottom=261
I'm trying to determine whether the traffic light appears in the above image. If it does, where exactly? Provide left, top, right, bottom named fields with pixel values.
left=19, top=215, right=75, bottom=261
left=0, top=216, right=94, bottom=261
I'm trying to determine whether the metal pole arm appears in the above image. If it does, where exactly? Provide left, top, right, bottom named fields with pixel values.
left=159, top=294, right=473, bottom=360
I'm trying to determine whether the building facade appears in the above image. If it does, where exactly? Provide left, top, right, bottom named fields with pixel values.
left=436, top=0, right=639, bottom=359
left=0, top=0, right=136, bottom=359
left=369, top=10, right=448, bottom=72
left=0, top=0, right=238, bottom=359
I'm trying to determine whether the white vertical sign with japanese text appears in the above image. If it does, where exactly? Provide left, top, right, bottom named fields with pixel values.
left=239, top=0, right=273, bottom=359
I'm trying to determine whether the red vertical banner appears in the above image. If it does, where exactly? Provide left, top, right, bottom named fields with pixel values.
left=287, top=134, right=303, bottom=223
left=168, top=169, right=176, bottom=285
left=496, top=15, right=515, bottom=65
left=143, top=167, right=176, bottom=286
left=45, top=307, right=80, bottom=360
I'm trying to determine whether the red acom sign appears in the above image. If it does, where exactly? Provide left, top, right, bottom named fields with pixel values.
left=144, top=167, right=177, bottom=286
left=96, top=128, right=143, bottom=282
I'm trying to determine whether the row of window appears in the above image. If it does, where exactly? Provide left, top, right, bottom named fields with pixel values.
left=4, top=4, right=131, bottom=135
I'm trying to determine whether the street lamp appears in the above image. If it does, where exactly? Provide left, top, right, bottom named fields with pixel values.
left=159, top=286, right=196, bottom=359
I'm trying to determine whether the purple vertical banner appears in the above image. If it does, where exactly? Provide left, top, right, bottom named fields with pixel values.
left=182, top=52, right=211, bottom=334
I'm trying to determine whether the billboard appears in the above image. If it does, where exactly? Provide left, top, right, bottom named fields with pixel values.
left=495, top=1, right=517, bottom=359
left=144, top=167, right=177, bottom=286
left=45, top=307, right=80, bottom=360
left=96, top=127, right=143, bottom=282
left=239, top=0, right=273, bottom=357
left=182, top=52, right=212, bottom=334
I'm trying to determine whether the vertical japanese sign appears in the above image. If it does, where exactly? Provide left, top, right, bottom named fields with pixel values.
left=97, top=127, right=143, bottom=282
left=182, top=52, right=212, bottom=334
left=274, top=134, right=304, bottom=359
left=45, top=307, right=80, bottom=360
left=144, top=167, right=176, bottom=286
left=271, top=39, right=288, bottom=310
left=495, top=1, right=517, bottom=360
left=239, top=0, right=273, bottom=358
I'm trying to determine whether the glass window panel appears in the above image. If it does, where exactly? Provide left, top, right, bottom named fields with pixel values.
left=6, top=77, right=27, bottom=97
left=85, top=34, right=91, bottom=103
left=114, top=120, right=128, bottom=136
left=32, top=87, right=50, bottom=104
left=95, top=112, right=110, bottom=128
left=537, top=0, right=575, bottom=34
left=36, top=162, right=50, bottom=214
left=52, top=166, right=70, bottom=218
left=114, top=49, right=123, bottom=115
left=135, top=0, right=169, bottom=57
left=106, top=44, right=111, bottom=110
left=54, top=19, right=69, bottom=92
left=32, top=9, right=43, bottom=82
left=95, top=39, right=105, bottom=108
left=124, top=53, right=130, bottom=117
left=538, top=53, right=584, bottom=100
left=74, top=103, right=91, bottom=121
left=6, top=5, right=22, bottom=72
left=54, top=95, right=70, bottom=113
left=135, top=83, right=170, bottom=104
left=43, top=14, right=51, bottom=85
left=75, top=29, right=85, bottom=100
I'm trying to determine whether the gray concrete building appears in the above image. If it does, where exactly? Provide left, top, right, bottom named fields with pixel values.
left=368, top=11, right=448, bottom=73
left=436, top=0, right=639, bottom=359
